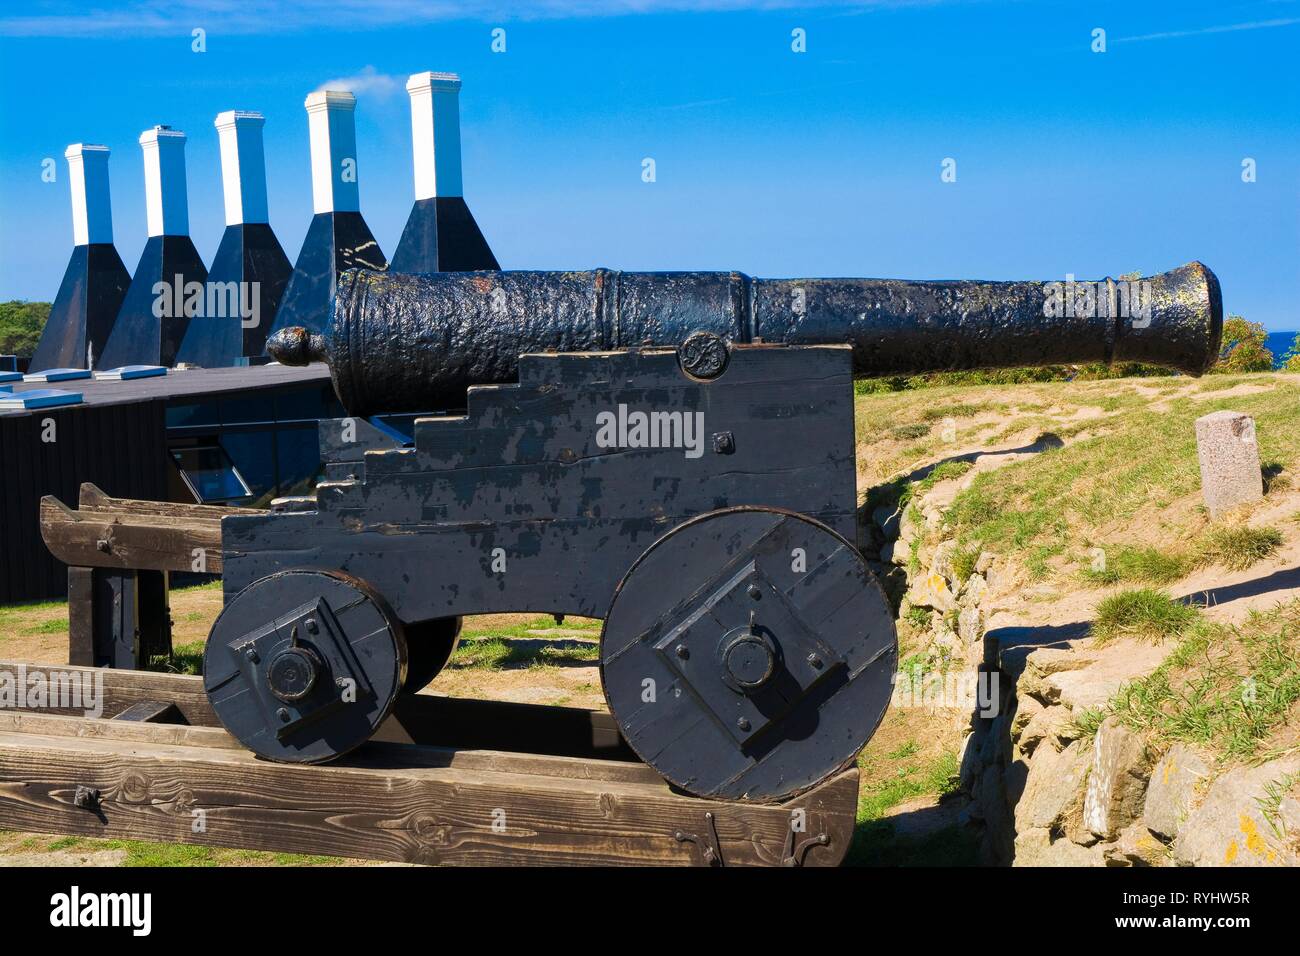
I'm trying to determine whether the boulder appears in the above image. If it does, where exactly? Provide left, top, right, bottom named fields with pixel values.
left=958, top=605, right=984, bottom=644
left=957, top=731, right=979, bottom=793
left=975, top=551, right=995, bottom=574
left=1009, top=646, right=1095, bottom=705
left=1046, top=639, right=1170, bottom=713
left=907, top=573, right=956, bottom=613
left=1103, top=822, right=1168, bottom=867
left=1014, top=703, right=1072, bottom=760
left=1013, top=827, right=1106, bottom=867
left=1173, top=755, right=1300, bottom=866
left=1083, top=717, right=1152, bottom=839
left=1143, top=744, right=1211, bottom=841
left=929, top=540, right=956, bottom=583
left=961, top=572, right=988, bottom=607
left=1014, top=739, right=1090, bottom=833
left=898, top=506, right=921, bottom=545
left=1009, top=694, right=1045, bottom=746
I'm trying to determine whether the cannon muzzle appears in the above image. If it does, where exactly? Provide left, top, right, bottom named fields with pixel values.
left=269, top=262, right=1222, bottom=416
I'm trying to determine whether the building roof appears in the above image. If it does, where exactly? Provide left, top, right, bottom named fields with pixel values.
left=0, top=362, right=332, bottom=417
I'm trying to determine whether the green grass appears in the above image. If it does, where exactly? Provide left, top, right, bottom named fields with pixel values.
left=458, top=615, right=600, bottom=641
left=904, top=606, right=931, bottom=629
left=449, top=617, right=601, bottom=670
left=846, top=749, right=975, bottom=866
left=1091, top=588, right=1200, bottom=645
left=148, top=640, right=206, bottom=675
left=0, top=598, right=66, bottom=626
left=174, top=579, right=222, bottom=593
left=935, top=374, right=1300, bottom=586
left=856, top=749, right=961, bottom=820
left=1104, top=601, right=1300, bottom=760
left=1081, top=526, right=1283, bottom=587
left=1082, top=545, right=1190, bottom=586
left=449, top=637, right=598, bottom=670
left=887, top=740, right=921, bottom=760
left=1197, top=525, right=1284, bottom=572
left=1067, top=707, right=1106, bottom=741
left=950, top=542, right=981, bottom=585
left=890, top=423, right=930, bottom=441
left=1257, top=771, right=1299, bottom=840
left=920, top=402, right=990, bottom=422
left=915, top=459, right=975, bottom=494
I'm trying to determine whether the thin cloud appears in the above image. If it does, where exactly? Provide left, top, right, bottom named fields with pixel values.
left=316, top=66, right=405, bottom=98
left=0, top=1, right=923, bottom=38
left=1114, top=17, right=1300, bottom=44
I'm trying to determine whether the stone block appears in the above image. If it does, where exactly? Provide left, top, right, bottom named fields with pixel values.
left=1195, top=410, right=1263, bottom=518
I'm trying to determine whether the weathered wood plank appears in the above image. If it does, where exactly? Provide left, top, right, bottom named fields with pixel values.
left=111, top=700, right=184, bottom=723
left=0, top=724, right=857, bottom=866
left=40, top=496, right=225, bottom=573
left=0, top=662, right=631, bottom=761
left=0, top=711, right=657, bottom=784
left=66, top=567, right=94, bottom=666
left=78, top=482, right=261, bottom=518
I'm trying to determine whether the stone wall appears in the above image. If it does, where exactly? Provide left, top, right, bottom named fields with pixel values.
left=867, top=473, right=1300, bottom=867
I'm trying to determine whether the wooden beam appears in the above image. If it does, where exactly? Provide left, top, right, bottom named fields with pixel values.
left=111, top=700, right=184, bottom=723
left=78, top=482, right=262, bottom=518
left=40, top=496, right=224, bottom=573
left=0, top=714, right=856, bottom=866
left=66, top=567, right=94, bottom=666
left=2, top=662, right=632, bottom=761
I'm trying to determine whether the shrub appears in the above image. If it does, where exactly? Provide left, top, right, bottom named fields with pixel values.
left=1214, top=316, right=1274, bottom=373
left=1091, top=588, right=1199, bottom=644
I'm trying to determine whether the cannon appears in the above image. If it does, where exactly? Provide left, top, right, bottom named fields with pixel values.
left=195, top=262, right=1222, bottom=804
left=268, top=262, right=1221, bottom=416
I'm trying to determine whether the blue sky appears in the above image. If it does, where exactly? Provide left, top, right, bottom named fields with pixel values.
left=1, top=1, right=1296, bottom=329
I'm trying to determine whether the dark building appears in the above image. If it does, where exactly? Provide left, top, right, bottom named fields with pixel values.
left=0, top=364, right=339, bottom=603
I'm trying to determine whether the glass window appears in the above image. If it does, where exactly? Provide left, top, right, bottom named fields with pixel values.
left=170, top=445, right=252, bottom=503
left=220, top=430, right=277, bottom=501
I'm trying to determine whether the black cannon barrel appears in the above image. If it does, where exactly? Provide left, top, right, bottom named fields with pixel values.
left=268, top=262, right=1222, bottom=416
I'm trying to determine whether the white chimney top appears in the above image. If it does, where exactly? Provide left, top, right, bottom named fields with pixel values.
left=64, top=144, right=114, bottom=246
left=139, top=125, right=190, bottom=237
left=406, top=71, right=463, bottom=200
left=305, top=90, right=360, bottom=214
left=214, top=110, right=269, bottom=226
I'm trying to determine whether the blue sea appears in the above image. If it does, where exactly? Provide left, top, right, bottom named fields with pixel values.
left=1265, top=331, right=1297, bottom=368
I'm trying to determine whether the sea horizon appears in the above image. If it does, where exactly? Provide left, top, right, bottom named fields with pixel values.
left=1265, top=330, right=1297, bottom=367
